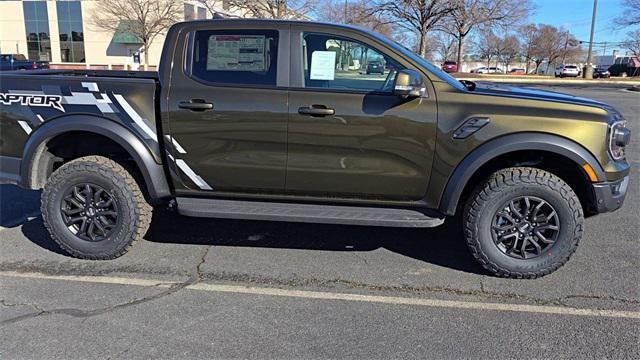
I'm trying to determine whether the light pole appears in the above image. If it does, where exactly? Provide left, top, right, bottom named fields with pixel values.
left=584, top=0, right=597, bottom=79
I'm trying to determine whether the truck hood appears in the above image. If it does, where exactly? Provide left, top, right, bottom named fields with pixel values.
left=471, top=82, right=608, bottom=110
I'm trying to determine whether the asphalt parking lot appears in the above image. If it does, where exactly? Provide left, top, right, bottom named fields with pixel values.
left=1, top=84, right=638, bottom=359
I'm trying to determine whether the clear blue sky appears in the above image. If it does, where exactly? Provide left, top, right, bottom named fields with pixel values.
left=530, top=0, right=635, bottom=55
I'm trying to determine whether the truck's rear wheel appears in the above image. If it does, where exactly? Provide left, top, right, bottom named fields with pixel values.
left=463, top=167, right=583, bottom=278
left=41, top=156, right=151, bottom=259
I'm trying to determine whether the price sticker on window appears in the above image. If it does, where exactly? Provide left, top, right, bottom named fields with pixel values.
left=310, top=51, right=336, bottom=80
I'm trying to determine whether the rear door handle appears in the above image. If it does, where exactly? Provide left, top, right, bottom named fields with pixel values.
left=298, top=105, right=335, bottom=117
left=179, top=99, right=213, bottom=111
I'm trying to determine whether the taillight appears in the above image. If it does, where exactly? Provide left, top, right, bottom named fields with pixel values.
left=31, top=62, right=37, bottom=69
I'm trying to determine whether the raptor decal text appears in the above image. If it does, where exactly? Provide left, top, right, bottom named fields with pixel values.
left=0, top=93, right=65, bottom=112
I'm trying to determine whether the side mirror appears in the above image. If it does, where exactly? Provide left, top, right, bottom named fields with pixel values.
left=394, top=69, right=426, bottom=98
left=459, top=79, right=476, bottom=91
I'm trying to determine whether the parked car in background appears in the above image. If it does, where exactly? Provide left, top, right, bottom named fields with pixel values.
left=441, top=61, right=458, bottom=73
left=593, top=67, right=611, bottom=78
left=472, top=66, right=504, bottom=74
left=366, top=61, right=384, bottom=75
left=509, top=68, right=526, bottom=74
left=554, top=65, right=580, bottom=78
left=608, top=56, right=640, bottom=77
left=0, top=54, right=49, bottom=71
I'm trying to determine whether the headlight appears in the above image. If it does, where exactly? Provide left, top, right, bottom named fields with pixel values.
left=609, top=120, right=629, bottom=160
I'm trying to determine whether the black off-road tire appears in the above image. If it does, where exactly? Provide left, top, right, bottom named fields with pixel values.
left=463, top=167, right=584, bottom=278
left=41, top=156, right=152, bottom=259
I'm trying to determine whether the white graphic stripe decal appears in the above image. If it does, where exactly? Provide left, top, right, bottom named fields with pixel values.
left=175, top=158, right=213, bottom=190
left=165, top=135, right=187, bottom=154
left=96, top=93, right=112, bottom=103
left=63, top=92, right=101, bottom=105
left=81, top=82, right=99, bottom=92
left=113, top=94, right=158, bottom=141
left=18, top=121, right=32, bottom=134
left=36, top=114, right=44, bottom=123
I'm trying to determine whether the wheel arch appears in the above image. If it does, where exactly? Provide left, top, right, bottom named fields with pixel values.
left=21, top=114, right=172, bottom=202
left=439, top=133, right=605, bottom=216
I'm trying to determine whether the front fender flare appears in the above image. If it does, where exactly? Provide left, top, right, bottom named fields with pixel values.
left=439, top=133, right=605, bottom=215
left=21, top=115, right=171, bottom=201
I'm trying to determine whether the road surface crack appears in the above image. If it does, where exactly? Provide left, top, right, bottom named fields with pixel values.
left=0, top=246, right=212, bottom=326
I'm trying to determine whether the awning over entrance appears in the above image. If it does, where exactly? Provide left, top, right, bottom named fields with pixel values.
left=112, top=21, right=142, bottom=44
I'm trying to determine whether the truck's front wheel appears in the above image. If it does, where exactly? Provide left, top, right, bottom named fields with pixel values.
left=463, top=167, right=583, bottom=278
left=41, top=156, right=152, bottom=259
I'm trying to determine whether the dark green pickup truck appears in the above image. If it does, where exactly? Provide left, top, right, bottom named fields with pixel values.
left=0, top=19, right=631, bottom=278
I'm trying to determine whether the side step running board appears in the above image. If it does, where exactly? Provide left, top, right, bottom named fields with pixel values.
left=176, top=198, right=444, bottom=228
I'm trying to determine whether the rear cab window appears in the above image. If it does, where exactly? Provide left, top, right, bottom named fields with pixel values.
left=190, top=29, right=279, bottom=86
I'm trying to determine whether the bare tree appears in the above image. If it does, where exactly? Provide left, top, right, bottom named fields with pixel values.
left=622, top=29, right=640, bottom=56
left=558, top=30, right=581, bottom=65
left=615, top=0, right=640, bottom=27
left=89, top=0, right=182, bottom=69
left=499, top=35, right=520, bottom=72
left=219, top=0, right=316, bottom=19
left=317, top=0, right=395, bottom=38
left=433, top=32, right=457, bottom=62
left=518, top=24, right=542, bottom=74
left=374, top=0, right=455, bottom=58
left=529, top=25, right=581, bottom=73
left=196, top=0, right=232, bottom=17
left=443, top=0, right=530, bottom=70
left=474, top=30, right=500, bottom=68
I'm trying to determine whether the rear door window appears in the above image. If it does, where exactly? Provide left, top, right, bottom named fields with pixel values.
left=190, top=30, right=278, bottom=86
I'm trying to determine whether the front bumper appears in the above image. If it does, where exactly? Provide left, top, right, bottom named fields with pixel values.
left=591, top=175, right=629, bottom=213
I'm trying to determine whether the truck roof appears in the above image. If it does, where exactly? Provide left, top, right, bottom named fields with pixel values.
left=177, top=18, right=382, bottom=38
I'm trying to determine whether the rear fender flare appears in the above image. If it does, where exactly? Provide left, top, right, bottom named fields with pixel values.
left=21, top=115, right=171, bottom=202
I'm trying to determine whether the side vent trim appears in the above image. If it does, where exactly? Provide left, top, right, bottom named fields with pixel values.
left=453, top=117, right=491, bottom=139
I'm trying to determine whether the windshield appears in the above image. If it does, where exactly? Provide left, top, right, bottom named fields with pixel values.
left=369, top=32, right=467, bottom=91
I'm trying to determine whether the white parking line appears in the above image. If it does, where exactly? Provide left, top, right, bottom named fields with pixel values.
left=1, top=271, right=639, bottom=320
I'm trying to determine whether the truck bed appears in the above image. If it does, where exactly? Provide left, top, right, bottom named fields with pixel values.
left=2, top=69, right=159, bottom=80
left=0, top=69, right=161, bottom=161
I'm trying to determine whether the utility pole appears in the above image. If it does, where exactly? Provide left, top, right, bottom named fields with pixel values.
left=344, top=0, right=348, bottom=24
left=584, top=0, right=597, bottom=79
left=561, top=31, right=569, bottom=65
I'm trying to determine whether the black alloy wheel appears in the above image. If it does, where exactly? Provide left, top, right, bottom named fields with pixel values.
left=61, top=183, right=119, bottom=242
left=491, top=196, right=560, bottom=260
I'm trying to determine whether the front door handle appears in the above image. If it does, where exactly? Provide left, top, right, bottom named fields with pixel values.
left=298, top=105, right=335, bottom=117
left=179, top=99, right=214, bottom=111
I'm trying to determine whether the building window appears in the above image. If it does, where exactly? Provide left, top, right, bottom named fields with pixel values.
left=184, top=3, right=195, bottom=20
left=56, top=1, right=85, bottom=63
left=23, top=1, right=51, bottom=61
left=197, top=7, right=207, bottom=19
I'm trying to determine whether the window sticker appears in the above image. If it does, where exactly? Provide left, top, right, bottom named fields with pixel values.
left=310, top=51, right=336, bottom=80
left=207, top=35, right=266, bottom=71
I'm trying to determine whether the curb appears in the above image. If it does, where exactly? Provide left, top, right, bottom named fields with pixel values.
left=455, top=77, right=640, bottom=85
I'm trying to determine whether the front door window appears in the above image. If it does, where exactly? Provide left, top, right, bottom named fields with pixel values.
left=302, top=33, right=404, bottom=93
